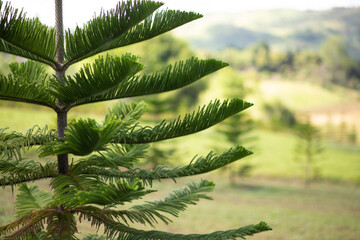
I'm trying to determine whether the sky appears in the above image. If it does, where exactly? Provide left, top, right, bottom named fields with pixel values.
left=7, top=0, right=360, bottom=28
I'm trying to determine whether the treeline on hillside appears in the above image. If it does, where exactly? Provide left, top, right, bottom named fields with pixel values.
left=2, top=33, right=359, bottom=90
left=207, top=36, right=360, bottom=89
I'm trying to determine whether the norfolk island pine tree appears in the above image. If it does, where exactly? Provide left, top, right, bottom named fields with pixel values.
left=0, top=0, right=271, bottom=239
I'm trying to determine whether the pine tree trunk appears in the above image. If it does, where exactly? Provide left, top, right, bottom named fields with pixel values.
left=55, top=0, right=68, bottom=174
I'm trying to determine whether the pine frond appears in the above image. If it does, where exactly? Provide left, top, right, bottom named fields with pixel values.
left=84, top=146, right=252, bottom=186
left=51, top=54, right=143, bottom=108
left=74, top=207, right=115, bottom=233
left=63, top=0, right=163, bottom=66
left=8, top=61, right=48, bottom=83
left=0, top=126, right=57, bottom=159
left=67, top=179, right=155, bottom=208
left=71, top=58, right=227, bottom=107
left=78, top=144, right=149, bottom=169
left=50, top=163, right=151, bottom=209
left=113, top=99, right=253, bottom=144
left=74, top=208, right=270, bottom=239
left=46, top=212, right=78, bottom=240
left=77, top=8, right=202, bottom=66
left=39, top=117, right=123, bottom=157
left=0, top=158, right=57, bottom=188
left=0, top=209, right=54, bottom=240
left=0, top=1, right=57, bottom=66
left=105, top=221, right=271, bottom=240
left=0, top=158, right=53, bottom=176
left=0, top=214, right=32, bottom=237
left=0, top=61, right=57, bottom=109
left=24, top=231, right=52, bottom=240
left=0, top=129, right=26, bottom=160
left=50, top=163, right=100, bottom=206
left=15, top=184, right=53, bottom=219
left=40, top=101, right=149, bottom=157
left=113, top=180, right=214, bottom=227
left=105, top=101, right=148, bottom=128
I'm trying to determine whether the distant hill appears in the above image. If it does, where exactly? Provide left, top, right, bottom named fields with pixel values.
left=173, top=8, right=360, bottom=59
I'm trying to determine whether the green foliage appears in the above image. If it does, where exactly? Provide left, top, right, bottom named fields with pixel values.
left=51, top=54, right=144, bottom=107
left=0, top=1, right=57, bottom=66
left=102, top=221, right=270, bottom=240
left=0, top=61, right=57, bottom=108
left=263, top=101, right=297, bottom=130
left=216, top=69, right=256, bottom=183
left=63, top=0, right=164, bottom=66
left=127, top=34, right=205, bottom=112
left=125, top=180, right=215, bottom=225
left=114, top=99, right=252, bottom=144
left=105, top=101, right=148, bottom=127
left=66, top=179, right=153, bottom=208
left=79, top=144, right=149, bottom=169
left=63, top=1, right=202, bottom=67
left=251, top=42, right=271, bottom=71
left=0, top=157, right=57, bottom=187
left=320, top=36, right=360, bottom=88
left=82, top=145, right=253, bottom=186
left=206, top=37, right=360, bottom=90
left=0, top=1, right=270, bottom=239
left=82, top=234, right=106, bottom=240
left=40, top=117, right=124, bottom=156
left=294, top=121, right=324, bottom=186
left=15, top=184, right=52, bottom=219
left=133, top=34, right=194, bottom=73
left=68, top=57, right=228, bottom=107
left=0, top=126, right=56, bottom=159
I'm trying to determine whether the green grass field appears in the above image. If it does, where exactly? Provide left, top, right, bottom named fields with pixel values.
left=251, top=130, right=360, bottom=182
left=258, top=79, right=356, bottom=111
left=147, top=177, right=360, bottom=240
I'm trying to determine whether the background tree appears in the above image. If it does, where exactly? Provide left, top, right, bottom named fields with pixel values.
left=216, top=69, right=256, bottom=184
left=294, top=120, right=324, bottom=187
left=263, top=101, right=297, bottom=131
left=0, top=1, right=270, bottom=239
left=251, top=42, right=271, bottom=71
left=320, top=36, right=360, bottom=88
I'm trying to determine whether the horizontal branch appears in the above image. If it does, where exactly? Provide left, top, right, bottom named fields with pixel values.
left=106, top=219, right=271, bottom=240
left=70, top=58, right=227, bottom=107
left=51, top=54, right=143, bottom=107
left=83, top=146, right=252, bottom=186
left=0, top=1, right=57, bottom=66
left=0, top=126, right=57, bottom=159
left=0, top=61, right=58, bottom=109
left=113, top=99, right=252, bottom=144
left=63, top=0, right=163, bottom=66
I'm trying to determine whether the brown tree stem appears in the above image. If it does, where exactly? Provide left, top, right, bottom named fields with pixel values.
left=55, top=0, right=68, bottom=174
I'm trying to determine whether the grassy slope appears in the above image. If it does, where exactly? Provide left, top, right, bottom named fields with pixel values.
left=252, top=130, right=360, bottom=182
left=124, top=177, right=360, bottom=240
left=170, top=127, right=360, bottom=183
left=258, top=79, right=355, bottom=111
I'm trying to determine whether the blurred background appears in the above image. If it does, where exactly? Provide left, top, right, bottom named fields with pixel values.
left=1, top=1, right=360, bottom=239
